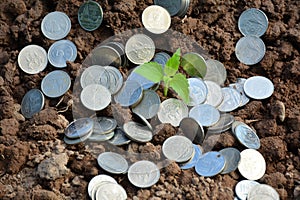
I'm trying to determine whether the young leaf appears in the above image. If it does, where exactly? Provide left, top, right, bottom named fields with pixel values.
left=134, top=62, right=164, bottom=83
left=169, top=73, right=190, bottom=104
left=164, top=48, right=181, bottom=77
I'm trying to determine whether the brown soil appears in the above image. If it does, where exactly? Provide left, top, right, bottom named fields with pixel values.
left=0, top=0, right=299, bottom=199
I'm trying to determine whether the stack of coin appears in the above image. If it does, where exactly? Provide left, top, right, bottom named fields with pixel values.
left=229, top=78, right=250, bottom=107
left=88, top=117, right=117, bottom=142
left=64, top=118, right=94, bottom=145
left=204, top=59, right=227, bottom=86
left=114, top=80, right=143, bottom=107
left=123, top=121, right=153, bottom=143
left=154, top=0, right=190, bottom=17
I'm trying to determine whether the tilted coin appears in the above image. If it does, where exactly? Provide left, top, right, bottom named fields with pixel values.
left=152, top=52, right=170, bottom=68
left=247, top=184, right=280, bottom=200
left=123, top=121, right=152, bottom=143
left=187, top=78, right=208, bottom=106
left=177, top=0, right=191, bottom=18
left=106, top=42, right=127, bottom=66
left=91, top=45, right=122, bottom=67
left=154, top=0, right=181, bottom=16
left=235, top=180, right=260, bottom=200
left=162, top=135, right=194, bottom=163
left=238, top=149, right=266, bottom=180
left=234, top=123, right=260, bottom=149
left=204, top=80, right=223, bottom=107
left=125, top=34, right=155, bottom=65
left=80, top=65, right=110, bottom=89
left=217, top=87, right=242, bottom=112
left=134, top=112, right=153, bottom=131
left=189, top=104, right=220, bottom=127
left=181, top=52, right=207, bottom=78
left=204, top=59, right=227, bottom=86
left=108, top=128, right=131, bottom=146
left=219, top=147, right=241, bottom=174
left=127, top=160, right=160, bottom=188
left=63, top=129, right=93, bottom=145
left=231, top=120, right=244, bottom=135
left=80, top=84, right=111, bottom=111
left=114, top=80, right=143, bottom=107
left=93, top=117, right=117, bottom=135
left=142, top=5, right=171, bottom=34
left=207, top=113, right=235, bottom=134
left=41, top=11, right=71, bottom=40
left=65, top=118, right=94, bottom=139
left=180, top=144, right=203, bottom=169
left=132, top=90, right=161, bottom=119
left=48, top=40, right=77, bottom=68
left=104, top=66, right=124, bottom=94
left=243, top=76, right=274, bottom=100
left=78, top=0, right=103, bottom=31
left=41, top=70, right=71, bottom=98
left=179, top=117, right=205, bottom=144
left=235, top=36, right=266, bottom=65
left=88, top=131, right=115, bottom=142
left=238, top=8, right=268, bottom=37
left=97, top=152, right=128, bottom=174
left=127, top=66, right=155, bottom=90
left=195, top=151, right=226, bottom=177
left=229, top=82, right=250, bottom=107
left=95, top=182, right=127, bottom=200
left=88, top=174, right=117, bottom=197
left=21, top=89, right=45, bottom=118
left=18, top=45, right=48, bottom=74
left=91, top=181, right=115, bottom=200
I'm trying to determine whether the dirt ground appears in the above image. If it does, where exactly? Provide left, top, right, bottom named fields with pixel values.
left=0, top=0, right=299, bottom=199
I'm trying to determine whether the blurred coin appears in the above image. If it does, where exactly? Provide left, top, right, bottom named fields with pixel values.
left=125, top=34, right=155, bottom=65
left=180, top=144, right=203, bottom=169
left=207, top=113, right=234, bottom=134
left=127, top=160, right=160, bottom=188
left=88, top=131, right=115, bottom=142
left=231, top=121, right=244, bottom=134
left=80, top=84, right=111, bottom=111
left=179, top=117, right=205, bottom=144
left=134, top=112, right=153, bottom=131
left=238, top=8, right=268, bottom=37
left=235, top=180, right=260, bottom=200
left=154, top=0, right=181, bottom=16
left=90, top=181, right=114, bottom=200
left=243, top=76, right=274, bottom=100
left=237, top=77, right=247, bottom=84
left=152, top=52, right=170, bottom=68
left=93, top=117, right=117, bottom=135
left=238, top=149, right=266, bottom=180
left=63, top=129, right=93, bottom=145
left=177, top=0, right=190, bottom=17
left=48, top=40, right=77, bottom=68
left=142, top=5, right=171, bottom=34
left=204, top=59, right=227, bottom=86
left=78, top=0, right=103, bottom=31
left=65, top=118, right=94, bottom=139
left=181, top=52, right=207, bottom=78
left=218, top=87, right=242, bottom=112
left=88, top=174, right=117, bottom=197
left=123, top=121, right=152, bottom=143
left=91, top=45, right=122, bottom=67
left=157, top=98, right=188, bottom=127
left=106, top=42, right=127, bottom=66
left=235, top=36, right=266, bottom=65
left=127, top=66, right=155, bottom=90
left=204, top=80, right=223, bottom=107
left=187, top=78, right=208, bottom=106
left=114, top=80, right=143, bottom=107
left=41, top=70, right=71, bottom=98
left=234, top=123, right=260, bottom=149
left=41, top=11, right=71, bottom=40
left=95, top=182, right=127, bottom=200
left=219, top=147, right=241, bottom=174
left=195, top=151, right=225, bottom=177
left=189, top=104, right=220, bottom=127
left=162, top=135, right=194, bottom=163
left=247, top=184, right=280, bottom=200
left=229, top=82, right=250, bottom=107
left=103, top=66, right=124, bottom=94
left=108, top=128, right=131, bottom=146
left=18, top=45, right=48, bottom=74
left=80, top=65, right=109, bottom=89
left=97, top=152, right=128, bottom=174
left=21, top=89, right=45, bottom=118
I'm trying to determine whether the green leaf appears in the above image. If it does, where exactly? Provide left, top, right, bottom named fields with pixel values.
left=181, top=53, right=207, bottom=78
left=134, top=62, right=164, bottom=83
left=164, top=48, right=181, bottom=77
left=169, top=73, right=190, bottom=104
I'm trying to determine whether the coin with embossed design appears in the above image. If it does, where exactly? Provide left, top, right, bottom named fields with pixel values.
left=247, top=184, right=280, bottom=200
left=229, top=82, right=250, bottom=107
left=234, top=123, right=260, bottom=149
left=218, top=87, right=242, bottom=112
left=48, top=40, right=77, bottom=68
left=65, top=118, right=94, bottom=139
left=189, top=104, right=220, bottom=127
left=103, top=66, right=124, bottom=94
left=188, top=78, right=208, bottom=106
left=93, top=117, right=117, bottom=135
left=88, top=174, right=117, bottom=198
left=123, top=121, right=152, bottom=143
left=114, top=80, right=143, bottom=107
left=235, top=180, right=260, bottom=200
left=21, top=89, right=45, bottom=118
left=204, top=80, right=223, bottom=107
left=95, top=182, right=127, bottom=200
left=195, top=151, right=225, bottom=177
left=78, top=0, right=103, bottom=31
left=80, top=65, right=109, bottom=89
left=97, top=152, right=128, bottom=174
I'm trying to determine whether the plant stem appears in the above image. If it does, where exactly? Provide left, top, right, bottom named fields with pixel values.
left=163, top=86, right=168, bottom=97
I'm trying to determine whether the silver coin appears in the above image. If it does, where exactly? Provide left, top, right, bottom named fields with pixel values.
left=204, top=80, right=223, bottom=107
left=104, top=66, right=124, bottom=94
left=114, top=80, right=143, bottom=107
left=247, top=184, right=280, bottom=200
left=78, top=0, right=103, bottom=32
left=80, top=65, right=110, bottom=89
left=65, top=118, right=94, bottom=139
left=154, top=0, right=181, bottom=16
left=80, top=84, right=111, bottom=111
left=235, top=180, right=260, bottom=200
left=18, top=45, right=48, bottom=74
left=235, top=36, right=266, bottom=65
left=234, top=123, right=260, bottom=149
left=127, top=66, right=155, bottom=90
left=95, top=182, right=127, bottom=200
left=238, top=8, right=268, bottom=37
left=180, top=144, right=203, bottom=169
left=195, top=151, right=225, bottom=177
left=204, top=59, right=227, bottom=86
left=134, top=112, right=153, bottom=131
left=188, top=78, right=208, bottom=106
left=41, top=70, right=71, bottom=98
left=41, top=11, right=71, bottom=40
left=132, top=90, right=161, bottom=119
left=231, top=120, right=245, bottom=135
left=238, top=149, right=266, bottom=180
left=125, top=34, right=155, bottom=65
left=207, top=113, right=235, bottom=134
left=237, top=77, right=247, bottom=84
left=48, top=40, right=77, bottom=68
left=218, top=87, right=242, bottom=112
left=88, top=131, right=115, bottom=142
left=108, top=128, right=131, bottom=146
left=88, top=174, right=117, bottom=198
left=219, top=147, right=241, bottom=174
left=21, top=89, right=45, bottom=118
left=97, top=152, right=128, bottom=174
left=63, top=129, right=93, bottom=145
left=179, top=117, right=205, bottom=144
left=189, top=104, right=220, bottom=127
left=123, top=121, right=152, bottom=143
left=157, top=98, right=188, bottom=127
left=91, top=45, right=122, bottom=67
left=162, top=135, right=194, bottom=163
left=127, top=160, right=160, bottom=188
left=243, top=76, right=274, bottom=100
left=177, top=0, right=191, bottom=17
left=91, top=181, right=114, bottom=200
left=229, top=82, right=250, bottom=107
left=106, top=42, right=127, bottom=66
left=152, top=52, right=170, bottom=67
left=93, top=117, right=117, bottom=135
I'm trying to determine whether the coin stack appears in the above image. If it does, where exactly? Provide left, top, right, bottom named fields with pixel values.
left=153, top=0, right=190, bottom=17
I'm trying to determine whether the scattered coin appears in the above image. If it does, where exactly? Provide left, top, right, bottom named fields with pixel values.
left=88, top=131, right=115, bottom=142
left=162, top=135, right=194, bottom=163
left=204, top=80, right=224, bottom=107
left=157, top=98, right=189, bottom=127
left=18, top=45, right=48, bottom=74
left=187, top=78, right=208, bottom=106
left=217, top=87, right=242, bottom=112
left=41, top=70, right=71, bottom=98
left=95, top=182, right=127, bottom=200
left=78, top=0, right=103, bottom=31
left=91, top=45, right=122, bottom=67
left=114, top=80, right=143, bottom=107
left=238, top=8, right=268, bottom=37
left=93, top=117, right=117, bottom=135
left=247, top=184, right=280, bottom=200
left=80, top=84, right=111, bottom=111
left=127, top=160, right=160, bottom=188
left=207, top=113, right=235, bottom=134
left=63, top=129, right=93, bottom=145
left=204, top=59, right=227, bottom=86
left=238, top=149, right=266, bottom=180
left=219, top=147, right=241, bottom=174
left=231, top=120, right=245, bottom=134
left=195, top=151, right=226, bottom=177
left=229, top=82, right=250, bottom=107
left=181, top=52, right=207, bottom=78
left=65, top=118, right=94, bottom=139
left=123, top=121, right=153, bottom=143
left=235, top=36, right=266, bottom=65
left=152, top=52, right=170, bottom=67
left=153, top=0, right=181, bottom=16
left=80, top=65, right=110, bottom=89
left=41, top=11, right=71, bottom=40
left=179, top=117, right=205, bottom=144
left=177, top=0, right=191, bottom=18
left=180, top=144, right=203, bottom=169
left=235, top=180, right=260, bottom=200
left=108, top=128, right=131, bottom=146
left=189, top=104, right=220, bottom=127
left=142, top=5, right=171, bottom=34
left=88, top=174, right=117, bottom=198
left=243, top=76, right=274, bottom=100
left=97, top=152, right=128, bottom=174
left=234, top=123, right=260, bottom=149
left=48, top=40, right=77, bottom=68
left=134, top=112, right=153, bottom=131
left=21, top=89, right=45, bottom=118
left=103, top=66, right=124, bottom=94
left=127, top=66, right=155, bottom=90
left=106, top=42, right=127, bottom=66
